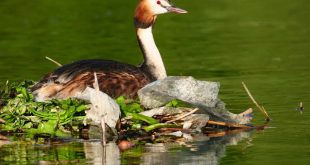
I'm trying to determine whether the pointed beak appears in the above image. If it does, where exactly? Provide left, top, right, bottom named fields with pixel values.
left=166, top=6, right=188, bottom=14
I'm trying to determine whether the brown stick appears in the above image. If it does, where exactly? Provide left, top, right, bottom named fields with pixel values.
left=165, top=108, right=199, bottom=123
left=207, top=120, right=252, bottom=129
left=242, top=82, right=271, bottom=121
left=205, top=131, right=227, bottom=137
left=205, top=128, right=254, bottom=137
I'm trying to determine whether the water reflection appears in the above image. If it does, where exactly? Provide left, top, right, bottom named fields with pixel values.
left=138, top=131, right=252, bottom=165
left=0, top=130, right=252, bottom=164
left=84, top=141, right=120, bottom=165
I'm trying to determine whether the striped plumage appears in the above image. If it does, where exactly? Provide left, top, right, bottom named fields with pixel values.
left=31, top=60, right=154, bottom=100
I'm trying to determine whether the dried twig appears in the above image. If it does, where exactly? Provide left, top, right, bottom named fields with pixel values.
left=207, top=120, right=252, bottom=129
left=242, top=82, right=271, bottom=121
left=93, top=72, right=106, bottom=145
left=45, top=56, right=62, bottom=67
left=165, top=108, right=199, bottom=123
left=205, top=127, right=253, bottom=137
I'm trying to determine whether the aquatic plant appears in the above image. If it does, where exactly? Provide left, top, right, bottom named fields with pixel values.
left=0, top=80, right=256, bottom=142
left=0, top=81, right=173, bottom=136
left=0, top=81, right=88, bottom=136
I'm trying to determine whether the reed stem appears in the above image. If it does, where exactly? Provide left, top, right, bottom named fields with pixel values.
left=242, top=82, right=271, bottom=121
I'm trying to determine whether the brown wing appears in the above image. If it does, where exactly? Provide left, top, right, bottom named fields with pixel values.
left=31, top=60, right=153, bottom=101
left=55, top=70, right=151, bottom=99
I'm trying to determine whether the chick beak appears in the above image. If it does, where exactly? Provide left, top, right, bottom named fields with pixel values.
left=166, top=6, right=188, bottom=14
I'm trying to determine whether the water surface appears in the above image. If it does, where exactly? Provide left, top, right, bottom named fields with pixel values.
left=0, top=0, right=310, bottom=164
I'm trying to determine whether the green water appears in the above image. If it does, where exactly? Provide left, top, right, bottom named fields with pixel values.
left=1, top=0, right=310, bottom=164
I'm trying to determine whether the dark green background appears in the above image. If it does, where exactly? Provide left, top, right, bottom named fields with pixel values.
left=0, top=0, right=309, bottom=164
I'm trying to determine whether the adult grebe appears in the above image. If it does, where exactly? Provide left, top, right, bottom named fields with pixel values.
left=31, top=0, right=187, bottom=101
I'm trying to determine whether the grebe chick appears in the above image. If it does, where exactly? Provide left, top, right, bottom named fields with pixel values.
left=31, top=0, right=187, bottom=101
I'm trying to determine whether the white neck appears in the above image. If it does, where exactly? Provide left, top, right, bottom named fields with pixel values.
left=137, top=26, right=167, bottom=80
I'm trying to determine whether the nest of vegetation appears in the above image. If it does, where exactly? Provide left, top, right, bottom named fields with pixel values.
left=0, top=80, right=266, bottom=147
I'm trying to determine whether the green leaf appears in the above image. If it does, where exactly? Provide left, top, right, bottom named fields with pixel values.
left=143, top=123, right=180, bottom=132
left=23, top=122, right=33, bottom=129
left=166, top=99, right=179, bottom=107
left=127, top=113, right=159, bottom=125
left=38, top=120, right=58, bottom=134
left=76, top=105, right=88, bottom=112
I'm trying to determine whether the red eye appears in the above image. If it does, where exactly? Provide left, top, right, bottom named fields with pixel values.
left=157, top=1, right=161, bottom=5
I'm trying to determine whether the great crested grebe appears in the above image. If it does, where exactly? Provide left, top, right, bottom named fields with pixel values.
left=31, top=0, right=187, bottom=101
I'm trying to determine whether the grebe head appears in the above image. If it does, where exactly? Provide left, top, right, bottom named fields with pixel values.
left=147, top=0, right=187, bottom=15
left=135, top=0, right=187, bottom=28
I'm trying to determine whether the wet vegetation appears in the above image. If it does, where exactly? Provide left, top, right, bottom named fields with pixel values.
left=0, top=81, right=88, bottom=136
left=0, top=81, right=198, bottom=140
